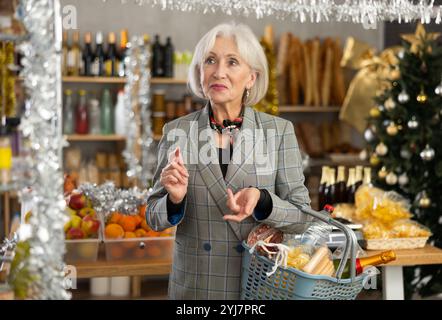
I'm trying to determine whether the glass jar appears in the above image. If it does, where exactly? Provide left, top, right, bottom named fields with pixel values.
left=0, top=128, right=12, bottom=186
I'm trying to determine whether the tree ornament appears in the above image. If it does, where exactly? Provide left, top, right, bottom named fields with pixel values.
left=390, top=68, right=400, bottom=80
left=398, top=90, right=409, bottom=103
left=397, top=49, right=405, bottom=59
left=398, top=173, right=409, bottom=186
left=386, top=172, right=398, bottom=185
left=407, top=116, right=419, bottom=129
left=359, top=149, right=368, bottom=161
left=400, top=147, right=412, bottom=159
left=418, top=191, right=431, bottom=208
left=401, top=24, right=441, bottom=56
left=420, top=144, right=435, bottom=161
left=364, top=128, right=376, bottom=142
left=386, top=122, right=398, bottom=136
left=369, top=107, right=381, bottom=118
left=378, top=166, right=388, bottom=179
left=416, top=87, right=427, bottom=103
left=435, top=77, right=442, bottom=96
left=384, top=98, right=396, bottom=110
left=375, top=142, right=388, bottom=156
left=370, top=154, right=380, bottom=166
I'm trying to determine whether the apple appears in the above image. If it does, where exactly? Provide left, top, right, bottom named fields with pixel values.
left=78, top=207, right=95, bottom=218
left=66, top=227, right=85, bottom=240
left=64, top=220, right=72, bottom=233
left=70, top=214, right=82, bottom=229
left=81, top=215, right=100, bottom=237
left=69, top=193, right=87, bottom=210
left=65, top=206, right=77, bottom=216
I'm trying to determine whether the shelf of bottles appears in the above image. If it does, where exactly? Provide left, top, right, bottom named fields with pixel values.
left=317, top=165, right=372, bottom=211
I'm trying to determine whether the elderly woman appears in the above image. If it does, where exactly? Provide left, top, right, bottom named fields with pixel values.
left=146, top=22, right=312, bottom=300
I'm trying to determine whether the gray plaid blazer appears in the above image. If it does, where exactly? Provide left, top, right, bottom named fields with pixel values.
left=146, top=104, right=312, bottom=300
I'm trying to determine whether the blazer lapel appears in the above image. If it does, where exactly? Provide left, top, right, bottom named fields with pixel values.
left=197, top=104, right=265, bottom=240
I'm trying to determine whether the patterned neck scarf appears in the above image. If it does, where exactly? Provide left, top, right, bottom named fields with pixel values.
left=208, top=104, right=244, bottom=138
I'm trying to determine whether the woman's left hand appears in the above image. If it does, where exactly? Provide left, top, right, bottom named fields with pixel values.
left=223, top=187, right=260, bottom=223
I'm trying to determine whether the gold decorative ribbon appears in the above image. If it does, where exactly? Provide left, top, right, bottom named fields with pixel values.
left=339, top=37, right=401, bottom=133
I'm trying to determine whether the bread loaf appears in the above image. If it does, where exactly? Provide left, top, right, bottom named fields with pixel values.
left=277, top=32, right=291, bottom=105
left=311, top=38, right=321, bottom=106
left=331, top=38, right=346, bottom=106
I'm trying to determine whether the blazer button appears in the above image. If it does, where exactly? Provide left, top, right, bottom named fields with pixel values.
left=236, top=244, right=245, bottom=253
left=203, top=243, right=211, bottom=251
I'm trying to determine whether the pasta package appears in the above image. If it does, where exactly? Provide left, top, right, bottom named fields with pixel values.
left=354, top=185, right=411, bottom=223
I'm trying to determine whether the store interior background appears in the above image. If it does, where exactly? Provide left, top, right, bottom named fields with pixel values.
left=3, top=0, right=441, bottom=299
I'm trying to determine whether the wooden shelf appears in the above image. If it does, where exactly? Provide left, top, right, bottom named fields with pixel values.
left=65, top=134, right=126, bottom=141
left=60, top=76, right=187, bottom=85
left=74, top=258, right=172, bottom=278
left=279, top=106, right=341, bottom=113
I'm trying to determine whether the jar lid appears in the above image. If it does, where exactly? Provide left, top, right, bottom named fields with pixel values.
left=153, top=90, right=166, bottom=95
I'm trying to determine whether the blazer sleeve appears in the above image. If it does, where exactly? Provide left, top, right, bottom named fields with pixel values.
left=255, top=120, right=314, bottom=233
left=146, top=123, right=187, bottom=231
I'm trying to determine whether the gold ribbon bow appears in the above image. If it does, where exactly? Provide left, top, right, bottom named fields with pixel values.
left=338, top=37, right=401, bottom=133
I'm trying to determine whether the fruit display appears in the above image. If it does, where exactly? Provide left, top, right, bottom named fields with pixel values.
left=64, top=191, right=100, bottom=240
left=104, top=205, right=174, bottom=240
left=103, top=204, right=175, bottom=261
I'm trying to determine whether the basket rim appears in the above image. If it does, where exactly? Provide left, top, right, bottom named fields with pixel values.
left=242, top=241, right=367, bottom=284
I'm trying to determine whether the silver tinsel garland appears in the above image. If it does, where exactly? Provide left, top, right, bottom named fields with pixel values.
left=79, top=182, right=148, bottom=221
left=16, top=0, right=70, bottom=299
left=105, top=0, right=442, bottom=24
left=122, top=36, right=156, bottom=187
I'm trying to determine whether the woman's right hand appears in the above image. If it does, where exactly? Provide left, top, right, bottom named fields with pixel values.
left=160, top=147, right=189, bottom=204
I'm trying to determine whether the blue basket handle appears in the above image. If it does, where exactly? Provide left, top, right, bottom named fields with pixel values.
left=295, top=205, right=359, bottom=282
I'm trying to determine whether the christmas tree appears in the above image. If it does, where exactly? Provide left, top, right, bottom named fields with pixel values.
left=365, top=24, right=442, bottom=298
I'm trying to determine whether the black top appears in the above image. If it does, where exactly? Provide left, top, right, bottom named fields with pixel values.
left=166, top=145, right=272, bottom=220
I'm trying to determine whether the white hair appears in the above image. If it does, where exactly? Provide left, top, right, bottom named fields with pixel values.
left=188, top=22, right=269, bottom=107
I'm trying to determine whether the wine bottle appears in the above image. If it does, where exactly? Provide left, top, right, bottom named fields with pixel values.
left=63, top=89, right=74, bottom=134
left=335, top=166, right=347, bottom=204
left=118, top=29, right=128, bottom=77
left=92, top=32, right=105, bottom=76
left=100, top=89, right=114, bottom=134
left=67, top=31, right=81, bottom=76
left=152, top=35, right=164, bottom=77
left=333, top=250, right=396, bottom=278
left=82, top=32, right=95, bottom=76
left=88, top=98, right=101, bottom=134
left=163, top=36, right=174, bottom=78
left=105, top=32, right=119, bottom=77
left=62, top=31, right=69, bottom=76
left=75, top=90, right=89, bottom=134
left=346, top=168, right=356, bottom=203
left=325, top=168, right=336, bottom=206
left=114, top=90, right=126, bottom=135
left=318, top=166, right=329, bottom=210
left=363, top=167, right=372, bottom=186
left=354, top=166, right=363, bottom=190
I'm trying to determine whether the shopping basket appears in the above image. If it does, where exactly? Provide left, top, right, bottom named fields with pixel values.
left=240, top=205, right=369, bottom=300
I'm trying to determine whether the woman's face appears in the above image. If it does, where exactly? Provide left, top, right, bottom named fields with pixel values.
left=201, top=36, right=256, bottom=108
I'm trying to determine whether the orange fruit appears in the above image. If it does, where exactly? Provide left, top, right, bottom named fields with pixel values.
left=133, top=215, right=143, bottom=227
left=118, top=215, right=137, bottom=232
left=146, top=230, right=161, bottom=237
left=139, top=204, right=147, bottom=219
left=124, top=231, right=136, bottom=239
left=109, top=212, right=123, bottom=224
left=141, top=220, right=152, bottom=232
left=134, top=228, right=148, bottom=238
left=105, top=224, right=125, bottom=239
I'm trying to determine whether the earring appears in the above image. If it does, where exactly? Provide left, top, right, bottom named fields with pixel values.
left=245, top=88, right=250, bottom=100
